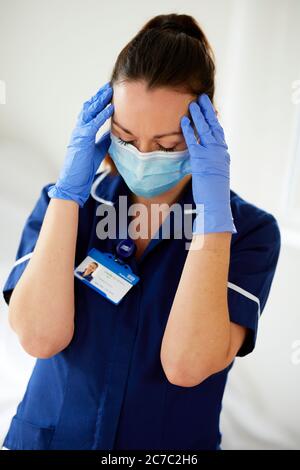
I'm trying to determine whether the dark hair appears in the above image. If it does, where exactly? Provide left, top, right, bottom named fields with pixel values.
left=104, top=13, right=216, bottom=172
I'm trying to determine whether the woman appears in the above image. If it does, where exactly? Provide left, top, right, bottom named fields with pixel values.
left=2, top=13, right=281, bottom=450
left=76, top=261, right=99, bottom=282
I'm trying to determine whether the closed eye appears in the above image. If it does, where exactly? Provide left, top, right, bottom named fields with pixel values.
left=117, top=137, right=178, bottom=153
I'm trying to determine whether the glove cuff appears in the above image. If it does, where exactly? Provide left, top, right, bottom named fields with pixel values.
left=47, top=184, right=85, bottom=208
left=192, top=205, right=237, bottom=234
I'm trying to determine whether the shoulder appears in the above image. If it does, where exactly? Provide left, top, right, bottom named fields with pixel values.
left=226, top=191, right=281, bottom=357
left=230, top=189, right=281, bottom=249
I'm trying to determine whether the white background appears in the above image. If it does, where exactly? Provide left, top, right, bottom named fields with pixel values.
left=0, top=0, right=299, bottom=449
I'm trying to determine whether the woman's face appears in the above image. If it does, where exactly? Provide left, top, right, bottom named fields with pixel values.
left=84, top=263, right=98, bottom=275
left=110, top=80, right=197, bottom=153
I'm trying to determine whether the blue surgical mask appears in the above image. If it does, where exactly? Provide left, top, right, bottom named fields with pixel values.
left=108, top=132, right=191, bottom=198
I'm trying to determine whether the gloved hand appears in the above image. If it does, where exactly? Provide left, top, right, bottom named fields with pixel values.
left=180, top=93, right=237, bottom=234
left=48, top=82, right=114, bottom=207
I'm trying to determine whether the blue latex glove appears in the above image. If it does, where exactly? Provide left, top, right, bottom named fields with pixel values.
left=48, top=82, right=114, bottom=207
left=181, top=94, right=237, bottom=234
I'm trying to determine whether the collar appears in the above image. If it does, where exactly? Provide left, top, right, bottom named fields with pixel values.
left=91, top=170, right=196, bottom=266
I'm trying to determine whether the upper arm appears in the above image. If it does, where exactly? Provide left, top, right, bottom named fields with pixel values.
left=225, top=208, right=281, bottom=358
left=2, top=184, right=53, bottom=306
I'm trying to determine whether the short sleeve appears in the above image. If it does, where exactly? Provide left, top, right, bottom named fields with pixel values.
left=227, top=207, right=281, bottom=357
left=2, top=184, right=53, bottom=306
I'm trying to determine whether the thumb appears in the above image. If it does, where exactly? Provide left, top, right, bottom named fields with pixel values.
left=94, top=130, right=111, bottom=167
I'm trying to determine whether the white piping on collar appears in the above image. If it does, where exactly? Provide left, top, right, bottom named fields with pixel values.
left=90, top=167, right=115, bottom=206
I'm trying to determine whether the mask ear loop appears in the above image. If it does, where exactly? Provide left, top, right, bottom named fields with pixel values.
left=90, top=166, right=115, bottom=206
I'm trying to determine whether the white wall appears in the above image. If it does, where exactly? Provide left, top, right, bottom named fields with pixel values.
left=0, top=0, right=299, bottom=449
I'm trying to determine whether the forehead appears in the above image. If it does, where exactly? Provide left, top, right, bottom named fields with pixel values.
left=111, top=81, right=195, bottom=135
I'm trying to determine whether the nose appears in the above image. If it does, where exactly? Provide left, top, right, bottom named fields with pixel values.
left=136, top=143, right=153, bottom=153
left=131, top=140, right=155, bottom=153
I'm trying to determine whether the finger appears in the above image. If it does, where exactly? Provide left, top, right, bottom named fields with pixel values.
left=198, top=94, right=227, bottom=146
left=91, top=103, right=114, bottom=130
left=180, top=116, right=200, bottom=149
left=86, top=81, right=111, bottom=106
left=80, top=82, right=111, bottom=121
left=87, top=87, right=113, bottom=119
left=82, top=87, right=113, bottom=123
left=189, top=101, right=216, bottom=146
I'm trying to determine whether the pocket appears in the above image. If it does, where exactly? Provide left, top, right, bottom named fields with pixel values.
left=3, top=416, right=55, bottom=450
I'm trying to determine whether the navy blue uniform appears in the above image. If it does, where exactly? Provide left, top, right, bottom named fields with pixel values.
left=2, top=172, right=281, bottom=450
left=76, top=271, right=94, bottom=282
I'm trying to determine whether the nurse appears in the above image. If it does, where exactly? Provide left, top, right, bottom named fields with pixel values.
left=76, top=261, right=99, bottom=282
left=2, top=13, right=281, bottom=450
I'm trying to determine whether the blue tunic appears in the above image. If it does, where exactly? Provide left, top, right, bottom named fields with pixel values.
left=2, top=171, right=281, bottom=450
left=76, top=271, right=94, bottom=282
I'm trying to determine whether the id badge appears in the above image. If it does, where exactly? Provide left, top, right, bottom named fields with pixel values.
left=74, top=248, right=140, bottom=305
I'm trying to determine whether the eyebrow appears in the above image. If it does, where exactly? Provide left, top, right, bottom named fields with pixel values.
left=112, top=118, right=183, bottom=138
